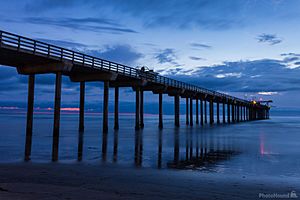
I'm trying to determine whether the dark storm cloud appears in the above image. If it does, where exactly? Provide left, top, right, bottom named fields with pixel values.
left=154, top=48, right=179, bottom=65
left=257, top=33, right=282, bottom=45
left=165, top=59, right=300, bottom=93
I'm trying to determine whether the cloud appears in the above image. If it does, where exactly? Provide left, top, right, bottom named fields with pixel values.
left=258, top=92, right=279, bottom=96
left=280, top=52, right=300, bottom=68
left=84, top=44, right=143, bottom=65
left=22, top=0, right=249, bottom=31
left=257, top=33, right=282, bottom=45
left=154, top=48, right=179, bottom=65
left=190, top=43, right=212, bottom=49
left=36, top=38, right=90, bottom=49
left=164, top=59, right=300, bottom=93
left=8, top=17, right=138, bottom=34
left=189, top=56, right=205, bottom=61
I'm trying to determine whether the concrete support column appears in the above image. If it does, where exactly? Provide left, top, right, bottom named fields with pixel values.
left=200, top=99, right=204, bottom=126
left=114, top=87, right=119, bottom=130
left=159, top=93, right=163, bottom=129
left=249, top=107, right=251, bottom=120
left=190, top=98, right=193, bottom=126
left=174, top=95, right=180, bottom=127
left=140, top=89, right=144, bottom=128
left=52, top=72, right=62, bottom=162
left=231, top=103, right=235, bottom=123
left=227, top=103, right=231, bottom=123
left=217, top=101, right=220, bottom=124
left=186, top=98, right=189, bottom=125
left=24, top=74, right=35, bottom=161
left=222, top=102, right=225, bottom=123
left=246, top=106, right=249, bottom=120
left=196, top=98, right=199, bottom=124
left=103, top=81, right=109, bottom=133
left=135, top=87, right=140, bottom=130
left=79, top=82, right=85, bottom=132
left=204, top=100, right=207, bottom=124
left=237, top=104, right=240, bottom=122
left=209, top=99, right=214, bottom=125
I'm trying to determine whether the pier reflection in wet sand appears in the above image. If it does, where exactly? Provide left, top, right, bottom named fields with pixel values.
left=81, top=121, right=239, bottom=171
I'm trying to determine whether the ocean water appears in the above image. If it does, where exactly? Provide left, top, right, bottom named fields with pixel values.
left=0, top=110, right=300, bottom=179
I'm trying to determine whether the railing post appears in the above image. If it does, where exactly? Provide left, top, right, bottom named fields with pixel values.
left=47, top=45, right=50, bottom=57
left=0, top=31, right=2, bottom=47
left=60, top=49, right=63, bottom=60
left=33, top=41, right=36, bottom=54
left=92, top=57, right=95, bottom=67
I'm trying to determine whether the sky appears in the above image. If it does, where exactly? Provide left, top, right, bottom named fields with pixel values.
left=1, top=0, right=300, bottom=110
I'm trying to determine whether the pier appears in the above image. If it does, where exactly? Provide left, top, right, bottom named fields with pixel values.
left=0, top=30, right=270, bottom=161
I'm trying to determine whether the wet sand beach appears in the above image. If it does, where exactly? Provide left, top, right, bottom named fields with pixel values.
left=0, top=162, right=299, bottom=200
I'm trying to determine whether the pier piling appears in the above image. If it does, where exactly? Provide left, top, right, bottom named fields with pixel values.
left=79, top=81, right=85, bottom=132
left=174, top=95, right=180, bottom=127
left=114, top=87, right=119, bottom=130
left=103, top=81, right=109, bottom=133
left=222, top=102, right=225, bottom=123
left=204, top=100, right=207, bottom=124
left=196, top=98, right=199, bottom=124
left=209, top=98, right=214, bottom=125
left=227, top=102, right=231, bottom=123
left=24, top=74, right=35, bottom=161
left=159, top=93, right=163, bottom=129
left=190, top=98, right=193, bottom=126
left=135, top=87, right=140, bottom=130
left=186, top=98, right=189, bottom=125
left=52, top=72, right=62, bottom=162
left=140, top=89, right=144, bottom=128
left=200, top=99, right=204, bottom=126
left=217, top=101, right=220, bottom=124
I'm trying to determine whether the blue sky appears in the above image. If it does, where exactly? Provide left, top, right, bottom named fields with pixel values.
left=1, top=0, right=300, bottom=109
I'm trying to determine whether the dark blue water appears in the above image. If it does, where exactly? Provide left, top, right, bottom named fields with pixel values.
left=0, top=110, right=300, bottom=179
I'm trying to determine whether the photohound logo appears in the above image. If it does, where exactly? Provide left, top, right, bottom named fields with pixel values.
left=258, top=191, right=298, bottom=199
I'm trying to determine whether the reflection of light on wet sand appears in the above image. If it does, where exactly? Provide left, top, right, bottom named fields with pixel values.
left=260, top=134, right=272, bottom=156
left=0, top=106, right=19, bottom=110
left=61, top=108, right=80, bottom=111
